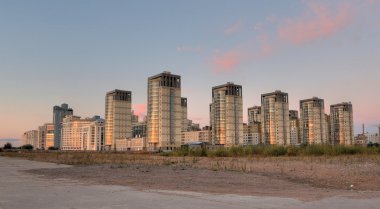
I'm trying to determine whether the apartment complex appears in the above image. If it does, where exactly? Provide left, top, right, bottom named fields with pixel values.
left=330, top=102, right=354, bottom=145
left=181, top=127, right=212, bottom=145
left=289, top=110, right=300, bottom=145
left=61, top=115, right=105, bottom=151
left=210, top=82, right=243, bottom=146
left=53, top=103, right=73, bottom=148
left=261, top=91, right=290, bottom=145
left=147, top=71, right=182, bottom=151
left=105, top=90, right=132, bottom=150
left=300, top=97, right=328, bottom=144
left=38, top=123, right=54, bottom=150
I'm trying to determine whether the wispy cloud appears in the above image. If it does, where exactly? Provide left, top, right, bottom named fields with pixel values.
left=132, top=103, right=146, bottom=120
left=224, top=20, right=244, bottom=35
left=211, top=51, right=242, bottom=74
left=277, top=2, right=353, bottom=45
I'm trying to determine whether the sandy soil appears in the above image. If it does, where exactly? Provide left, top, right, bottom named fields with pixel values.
left=26, top=156, right=380, bottom=201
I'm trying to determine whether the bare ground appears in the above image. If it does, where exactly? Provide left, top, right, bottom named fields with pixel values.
left=23, top=154, right=380, bottom=201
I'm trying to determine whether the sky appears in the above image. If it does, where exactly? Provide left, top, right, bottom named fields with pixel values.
left=1, top=0, right=380, bottom=145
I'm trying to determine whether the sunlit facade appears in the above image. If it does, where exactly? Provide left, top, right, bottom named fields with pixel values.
left=61, top=115, right=105, bottom=151
left=105, top=90, right=132, bottom=150
left=300, top=97, right=328, bottom=144
left=261, top=90, right=290, bottom=145
left=147, top=71, right=182, bottom=151
left=330, top=102, right=354, bottom=145
left=38, top=123, right=54, bottom=150
left=210, top=82, right=243, bottom=146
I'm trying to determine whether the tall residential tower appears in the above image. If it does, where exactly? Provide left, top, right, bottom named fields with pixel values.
left=300, top=97, right=328, bottom=144
left=261, top=90, right=290, bottom=145
left=147, top=71, right=182, bottom=151
left=105, top=90, right=132, bottom=150
left=210, top=82, right=243, bottom=146
left=330, top=102, right=354, bottom=145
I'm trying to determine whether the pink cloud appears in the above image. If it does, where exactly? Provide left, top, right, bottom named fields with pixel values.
left=224, top=20, right=243, bottom=35
left=277, top=2, right=353, bottom=45
left=211, top=51, right=242, bottom=74
left=132, top=103, right=146, bottom=120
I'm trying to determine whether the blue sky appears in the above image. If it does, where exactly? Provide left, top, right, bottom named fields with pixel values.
left=1, top=0, right=380, bottom=143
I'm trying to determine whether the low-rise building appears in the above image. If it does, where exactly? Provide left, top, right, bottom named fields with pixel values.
left=61, top=115, right=105, bottom=151
left=115, top=137, right=146, bottom=151
left=181, top=128, right=212, bottom=145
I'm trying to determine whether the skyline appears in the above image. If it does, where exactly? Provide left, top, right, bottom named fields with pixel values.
left=1, top=0, right=380, bottom=141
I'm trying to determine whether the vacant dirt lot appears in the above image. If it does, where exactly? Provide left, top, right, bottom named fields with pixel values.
left=6, top=152, right=378, bottom=201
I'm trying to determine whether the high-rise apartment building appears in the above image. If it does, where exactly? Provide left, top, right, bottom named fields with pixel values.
left=38, top=123, right=54, bottom=150
left=325, top=114, right=331, bottom=143
left=53, top=103, right=73, bottom=148
left=289, top=110, right=300, bottom=145
left=330, top=102, right=354, bottom=145
left=261, top=90, right=290, bottom=145
left=105, top=90, right=132, bottom=150
left=61, top=115, right=105, bottom=151
left=300, top=97, right=328, bottom=144
left=181, top=97, right=188, bottom=132
left=147, top=71, right=182, bottom=151
left=210, top=82, right=243, bottom=146
left=248, top=106, right=261, bottom=124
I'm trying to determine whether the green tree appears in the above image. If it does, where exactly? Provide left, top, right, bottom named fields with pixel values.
left=3, top=142, right=12, bottom=149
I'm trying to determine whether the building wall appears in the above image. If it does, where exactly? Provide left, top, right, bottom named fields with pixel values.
left=261, top=91, right=290, bottom=145
left=115, top=137, right=146, bottom=151
left=105, top=90, right=132, bottom=150
left=37, top=123, right=54, bottom=150
left=147, top=72, right=182, bottom=151
left=181, top=130, right=212, bottom=144
left=300, top=98, right=328, bottom=144
left=330, top=102, right=354, bottom=145
left=211, top=83, right=243, bottom=147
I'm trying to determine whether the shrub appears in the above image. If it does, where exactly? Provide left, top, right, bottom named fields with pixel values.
left=3, top=143, right=12, bottom=149
left=21, top=144, right=34, bottom=150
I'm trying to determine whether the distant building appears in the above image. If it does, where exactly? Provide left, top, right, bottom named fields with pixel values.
left=210, top=82, right=243, bottom=146
left=23, top=130, right=38, bottom=148
left=325, top=114, right=331, bottom=144
left=289, top=110, right=300, bottom=145
left=147, top=71, right=182, bottom=151
left=61, top=115, right=105, bottom=151
left=181, top=97, right=188, bottom=132
left=131, top=111, right=139, bottom=127
left=38, top=123, right=54, bottom=150
left=243, top=122, right=261, bottom=145
left=186, top=119, right=201, bottom=131
left=115, top=137, right=146, bottom=151
left=248, top=106, right=261, bottom=124
left=300, top=97, right=328, bottom=144
left=132, top=121, right=147, bottom=138
left=105, top=90, right=132, bottom=150
left=330, top=102, right=354, bottom=145
left=261, top=90, right=290, bottom=145
left=53, top=103, right=73, bottom=148
left=181, top=128, right=212, bottom=145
